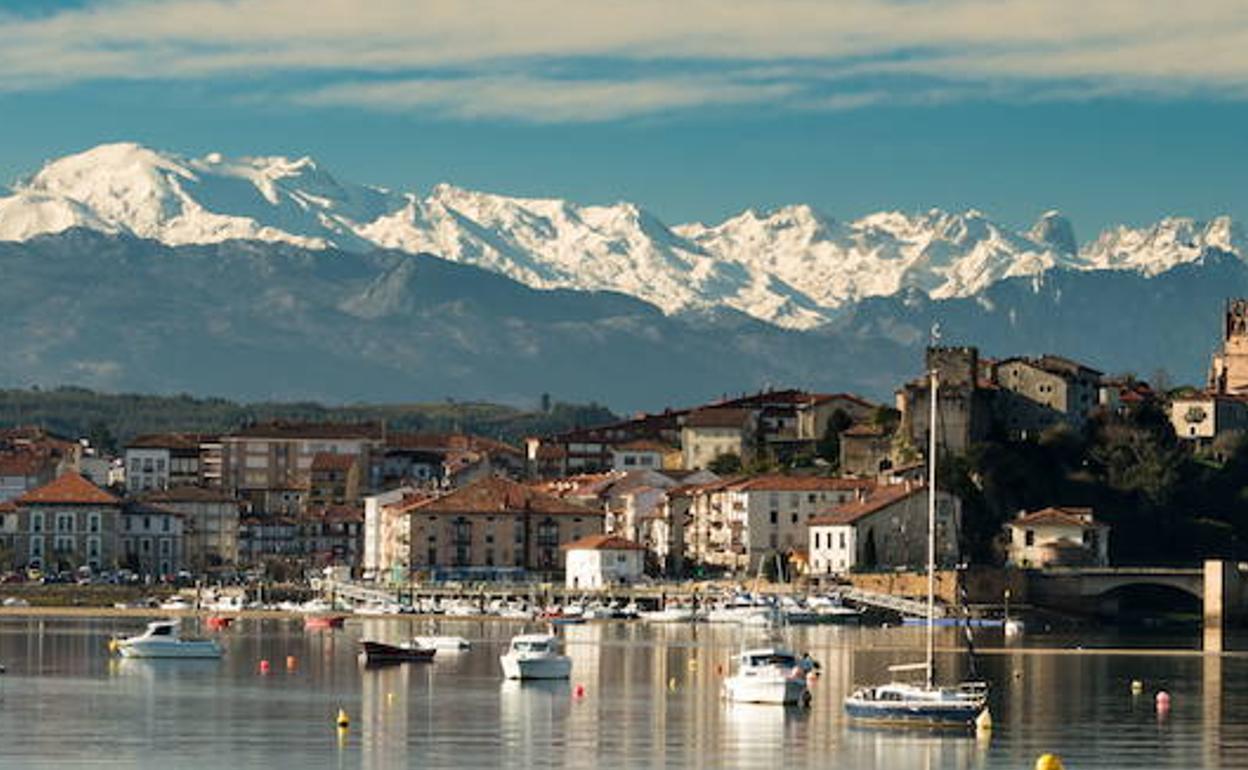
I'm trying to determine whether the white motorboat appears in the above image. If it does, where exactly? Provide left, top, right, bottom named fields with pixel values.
left=499, top=634, right=572, bottom=680
left=111, top=620, right=223, bottom=659
left=722, top=647, right=812, bottom=705
left=159, top=597, right=193, bottom=611
left=414, top=635, right=471, bottom=651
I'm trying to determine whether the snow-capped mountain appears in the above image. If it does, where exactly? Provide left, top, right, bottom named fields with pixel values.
left=0, top=142, right=1242, bottom=330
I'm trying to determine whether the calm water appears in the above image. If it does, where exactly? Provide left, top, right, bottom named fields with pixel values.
left=0, top=616, right=1246, bottom=768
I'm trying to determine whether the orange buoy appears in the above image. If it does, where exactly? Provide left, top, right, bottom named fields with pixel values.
left=286, top=655, right=298, bottom=671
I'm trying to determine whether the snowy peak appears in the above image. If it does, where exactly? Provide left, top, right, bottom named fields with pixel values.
left=0, top=142, right=1243, bottom=330
left=1081, top=216, right=1244, bottom=275
left=1029, top=210, right=1077, bottom=255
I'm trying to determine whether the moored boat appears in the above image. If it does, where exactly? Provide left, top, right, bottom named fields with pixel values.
left=413, top=635, right=471, bottom=651
left=111, top=619, right=223, bottom=659
left=844, top=682, right=987, bottom=727
left=499, top=634, right=572, bottom=680
left=722, top=647, right=813, bottom=706
left=360, top=639, right=436, bottom=664
left=842, top=363, right=989, bottom=729
left=304, top=615, right=347, bottom=630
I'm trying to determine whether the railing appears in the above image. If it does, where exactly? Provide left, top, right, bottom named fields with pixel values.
left=841, top=587, right=948, bottom=618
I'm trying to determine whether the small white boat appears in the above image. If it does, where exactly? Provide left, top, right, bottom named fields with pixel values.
left=640, top=606, right=698, bottom=623
left=159, top=597, right=193, bottom=611
left=443, top=600, right=483, bottom=617
left=414, top=635, right=471, bottom=651
left=499, top=634, right=572, bottom=680
left=1004, top=618, right=1025, bottom=638
left=723, top=647, right=812, bottom=705
left=111, top=620, right=223, bottom=659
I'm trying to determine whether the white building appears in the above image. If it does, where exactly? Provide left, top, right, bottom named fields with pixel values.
left=1005, top=507, right=1110, bottom=568
left=687, top=475, right=874, bottom=573
left=808, top=483, right=961, bottom=576
left=1168, top=392, right=1248, bottom=456
left=680, top=408, right=756, bottom=470
left=561, top=534, right=647, bottom=590
left=363, top=485, right=415, bottom=578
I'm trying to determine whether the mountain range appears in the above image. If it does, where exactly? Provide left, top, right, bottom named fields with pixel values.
left=0, top=142, right=1242, bottom=409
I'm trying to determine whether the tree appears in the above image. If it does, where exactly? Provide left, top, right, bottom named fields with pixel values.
left=708, top=452, right=742, bottom=475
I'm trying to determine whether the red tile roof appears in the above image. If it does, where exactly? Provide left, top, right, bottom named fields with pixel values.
left=229, top=421, right=384, bottom=440
left=612, top=439, right=676, bottom=453
left=560, top=534, right=647, bottom=551
left=726, top=474, right=875, bottom=493
left=311, top=452, right=359, bottom=472
left=0, top=452, right=49, bottom=476
left=408, top=476, right=601, bottom=517
left=809, top=483, right=924, bottom=526
left=142, top=487, right=239, bottom=504
left=125, top=432, right=207, bottom=450
left=683, top=408, right=752, bottom=429
left=17, top=471, right=120, bottom=506
left=1011, top=506, right=1101, bottom=529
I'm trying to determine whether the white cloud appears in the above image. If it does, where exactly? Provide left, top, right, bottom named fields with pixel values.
left=294, top=75, right=796, bottom=122
left=2, top=0, right=1248, bottom=115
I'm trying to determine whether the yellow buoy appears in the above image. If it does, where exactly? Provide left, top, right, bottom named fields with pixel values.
left=1131, top=679, right=1144, bottom=694
left=1035, top=753, right=1065, bottom=770
left=668, top=677, right=677, bottom=691
left=107, top=638, right=120, bottom=654
left=335, top=708, right=350, bottom=728
left=975, top=708, right=993, bottom=732
left=688, top=658, right=698, bottom=671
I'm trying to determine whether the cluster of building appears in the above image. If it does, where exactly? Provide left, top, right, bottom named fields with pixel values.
left=28, top=297, right=1248, bottom=586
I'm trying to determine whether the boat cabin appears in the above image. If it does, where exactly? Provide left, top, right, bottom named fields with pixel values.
left=740, top=648, right=798, bottom=669
left=510, top=635, right=558, bottom=654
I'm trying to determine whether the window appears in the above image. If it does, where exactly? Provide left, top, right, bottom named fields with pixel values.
left=162, top=517, right=170, bottom=532
left=32, top=513, right=42, bottom=533
left=427, top=547, right=437, bottom=566
left=89, top=514, right=100, bottom=534
left=29, top=535, right=43, bottom=557
left=791, top=513, right=798, bottom=524
left=160, top=539, right=171, bottom=556
left=1025, top=530, right=1035, bottom=546
left=839, top=532, right=846, bottom=549
left=769, top=511, right=778, bottom=525
left=143, top=516, right=151, bottom=531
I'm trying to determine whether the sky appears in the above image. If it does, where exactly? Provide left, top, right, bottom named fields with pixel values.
left=1, top=0, right=1248, bottom=236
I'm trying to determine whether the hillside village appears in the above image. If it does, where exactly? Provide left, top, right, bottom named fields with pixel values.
left=3, top=300, right=1248, bottom=591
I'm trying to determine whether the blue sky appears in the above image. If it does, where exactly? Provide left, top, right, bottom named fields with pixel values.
left=1, top=0, right=1247, bottom=235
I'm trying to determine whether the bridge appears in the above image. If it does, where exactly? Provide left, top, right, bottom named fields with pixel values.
left=1026, top=560, right=1244, bottom=650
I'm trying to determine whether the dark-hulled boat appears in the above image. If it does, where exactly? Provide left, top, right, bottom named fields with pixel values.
left=360, top=640, right=436, bottom=664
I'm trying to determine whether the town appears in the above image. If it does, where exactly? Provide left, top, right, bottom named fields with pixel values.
left=5, top=300, right=1248, bottom=627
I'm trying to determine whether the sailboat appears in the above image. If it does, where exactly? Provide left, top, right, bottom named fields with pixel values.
left=842, top=366, right=989, bottom=728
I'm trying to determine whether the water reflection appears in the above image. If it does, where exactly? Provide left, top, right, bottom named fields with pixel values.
left=0, top=618, right=1247, bottom=768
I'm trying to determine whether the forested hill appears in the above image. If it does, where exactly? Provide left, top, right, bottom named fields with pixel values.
left=0, top=387, right=617, bottom=450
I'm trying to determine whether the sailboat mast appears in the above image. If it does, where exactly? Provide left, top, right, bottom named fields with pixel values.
left=926, top=368, right=938, bottom=690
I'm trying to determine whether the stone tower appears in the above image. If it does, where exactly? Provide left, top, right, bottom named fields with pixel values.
left=1209, top=299, right=1248, bottom=394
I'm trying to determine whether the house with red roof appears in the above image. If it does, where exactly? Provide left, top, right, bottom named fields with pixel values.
left=561, top=534, right=647, bottom=589
left=683, top=474, right=876, bottom=573
left=396, top=476, right=604, bottom=579
left=1005, top=507, right=1110, bottom=568
left=14, top=471, right=122, bottom=573
left=807, top=482, right=962, bottom=576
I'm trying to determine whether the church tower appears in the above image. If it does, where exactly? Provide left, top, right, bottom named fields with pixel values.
left=1209, top=299, right=1248, bottom=394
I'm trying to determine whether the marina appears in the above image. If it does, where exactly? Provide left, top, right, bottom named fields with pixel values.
left=0, top=614, right=1244, bottom=767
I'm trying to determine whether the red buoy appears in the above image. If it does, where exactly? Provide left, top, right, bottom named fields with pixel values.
left=573, top=684, right=586, bottom=699
left=259, top=659, right=271, bottom=674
